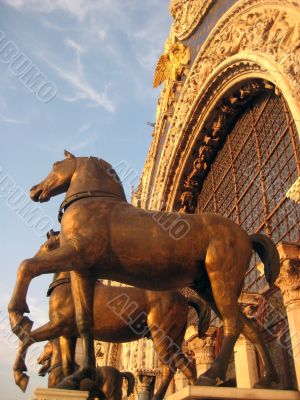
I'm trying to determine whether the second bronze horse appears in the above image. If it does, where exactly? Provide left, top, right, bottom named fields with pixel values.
left=14, top=231, right=209, bottom=399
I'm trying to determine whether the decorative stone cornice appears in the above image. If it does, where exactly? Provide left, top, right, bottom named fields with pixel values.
left=286, top=177, right=300, bottom=204
left=170, top=0, right=216, bottom=40
left=140, top=0, right=300, bottom=211
left=276, top=242, right=300, bottom=307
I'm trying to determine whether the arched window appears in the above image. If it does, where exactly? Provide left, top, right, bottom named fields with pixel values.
left=196, top=90, right=300, bottom=291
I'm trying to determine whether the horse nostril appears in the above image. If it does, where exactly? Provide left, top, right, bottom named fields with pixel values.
left=30, top=185, right=37, bottom=192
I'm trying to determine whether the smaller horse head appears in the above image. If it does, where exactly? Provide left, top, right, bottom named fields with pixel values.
left=30, top=150, right=76, bottom=202
left=37, top=341, right=52, bottom=377
left=36, top=230, right=60, bottom=256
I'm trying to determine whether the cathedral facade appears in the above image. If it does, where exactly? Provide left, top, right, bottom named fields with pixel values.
left=97, top=0, right=300, bottom=397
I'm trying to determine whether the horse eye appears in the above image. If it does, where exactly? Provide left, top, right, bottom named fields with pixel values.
left=45, top=244, right=49, bottom=249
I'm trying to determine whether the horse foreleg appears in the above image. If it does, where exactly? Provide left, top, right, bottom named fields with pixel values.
left=60, top=335, right=77, bottom=377
left=56, top=271, right=96, bottom=390
left=8, top=244, right=82, bottom=340
left=13, top=320, right=62, bottom=392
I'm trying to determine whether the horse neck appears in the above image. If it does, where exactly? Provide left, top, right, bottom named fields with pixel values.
left=66, top=158, right=126, bottom=201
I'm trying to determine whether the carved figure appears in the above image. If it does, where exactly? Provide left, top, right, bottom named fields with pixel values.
left=153, top=42, right=190, bottom=88
left=13, top=231, right=210, bottom=399
left=184, top=154, right=208, bottom=189
left=9, top=151, right=280, bottom=390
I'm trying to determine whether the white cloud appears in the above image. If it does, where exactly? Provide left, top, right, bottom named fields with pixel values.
left=0, top=113, right=26, bottom=124
left=51, top=60, right=115, bottom=111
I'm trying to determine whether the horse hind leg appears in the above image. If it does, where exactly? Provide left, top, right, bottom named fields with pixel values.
left=239, top=311, right=279, bottom=388
left=194, top=248, right=245, bottom=385
left=152, top=365, right=174, bottom=400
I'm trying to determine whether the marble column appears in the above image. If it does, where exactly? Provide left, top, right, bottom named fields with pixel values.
left=137, top=372, right=156, bottom=400
left=234, top=335, right=259, bottom=388
left=276, top=242, right=300, bottom=390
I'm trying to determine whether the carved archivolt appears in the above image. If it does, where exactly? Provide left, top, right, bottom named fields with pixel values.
left=178, top=79, right=274, bottom=213
left=140, top=0, right=300, bottom=211
left=170, top=0, right=216, bottom=40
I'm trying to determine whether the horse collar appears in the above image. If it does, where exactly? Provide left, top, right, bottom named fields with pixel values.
left=48, top=362, right=62, bottom=373
left=47, top=277, right=71, bottom=297
left=58, top=190, right=124, bottom=222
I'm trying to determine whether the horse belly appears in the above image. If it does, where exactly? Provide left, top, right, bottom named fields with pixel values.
left=92, top=286, right=147, bottom=342
left=109, top=206, right=204, bottom=289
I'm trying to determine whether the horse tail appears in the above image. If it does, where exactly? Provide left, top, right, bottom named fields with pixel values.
left=250, top=233, right=280, bottom=286
left=122, top=371, right=135, bottom=396
left=187, top=295, right=211, bottom=338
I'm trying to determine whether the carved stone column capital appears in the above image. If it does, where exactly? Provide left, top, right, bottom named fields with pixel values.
left=137, top=369, right=159, bottom=400
left=276, top=242, right=300, bottom=308
left=186, top=327, right=216, bottom=365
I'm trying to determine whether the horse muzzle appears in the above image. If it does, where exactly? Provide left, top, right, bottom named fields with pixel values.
left=30, top=185, right=49, bottom=202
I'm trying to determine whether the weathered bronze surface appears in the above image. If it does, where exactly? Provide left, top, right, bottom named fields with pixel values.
left=9, top=151, right=280, bottom=390
left=38, top=340, right=135, bottom=400
left=14, top=231, right=209, bottom=399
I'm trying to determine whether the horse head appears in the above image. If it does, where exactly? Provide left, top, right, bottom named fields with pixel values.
left=37, top=341, right=52, bottom=377
left=30, top=150, right=126, bottom=204
left=30, top=150, right=76, bottom=202
left=36, top=230, right=60, bottom=256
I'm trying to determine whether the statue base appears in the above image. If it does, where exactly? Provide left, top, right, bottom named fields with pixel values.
left=166, top=386, right=300, bottom=400
left=32, top=388, right=89, bottom=400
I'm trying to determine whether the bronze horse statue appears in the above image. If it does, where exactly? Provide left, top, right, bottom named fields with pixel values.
left=38, top=341, right=135, bottom=400
left=9, top=151, right=280, bottom=389
left=14, top=231, right=209, bottom=399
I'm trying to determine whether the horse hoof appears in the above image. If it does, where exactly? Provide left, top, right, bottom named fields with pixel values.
left=253, top=377, right=278, bottom=389
left=196, top=375, right=217, bottom=386
left=12, top=316, right=33, bottom=341
left=56, top=377, right=80, bottom=390
left=15, top=371, right=29, bottom=392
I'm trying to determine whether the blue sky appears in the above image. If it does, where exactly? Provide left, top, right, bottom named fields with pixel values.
left=0, top=1, right=170, bottom=398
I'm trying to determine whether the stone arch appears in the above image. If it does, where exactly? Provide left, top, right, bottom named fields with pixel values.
left=145, top=0, right=300, bottom=211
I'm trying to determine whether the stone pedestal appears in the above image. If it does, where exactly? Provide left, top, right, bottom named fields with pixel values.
left=276, top=242, right=300, bottom=390
left=166, top=385, right=300, bottom=400
left=234, top=335, right=259, bottom=388
left=33, top=388, right=89, bottom=400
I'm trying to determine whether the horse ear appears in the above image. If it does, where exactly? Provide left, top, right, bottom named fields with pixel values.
left=64, top=150, right=75, bottom=159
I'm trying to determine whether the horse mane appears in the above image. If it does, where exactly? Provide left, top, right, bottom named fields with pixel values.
left=96, top=157, right=127, bottom=201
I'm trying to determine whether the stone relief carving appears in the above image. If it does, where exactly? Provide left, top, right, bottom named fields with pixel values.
left=286, top=177, right=300, bottom=204
left=142, top=0, right=300, bottom=211
left=170, top=0, right=216, bottom=40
